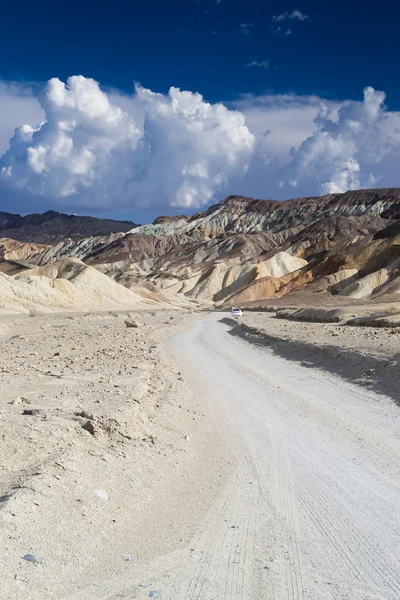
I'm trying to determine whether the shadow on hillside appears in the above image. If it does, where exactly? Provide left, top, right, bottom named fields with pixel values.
left=219, top=318, right=400, bottom=406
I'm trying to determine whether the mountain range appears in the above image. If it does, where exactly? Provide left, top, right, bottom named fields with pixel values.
left=0, top=210, right=137, bottom=243
left=0, top=188, right=399, bottom=313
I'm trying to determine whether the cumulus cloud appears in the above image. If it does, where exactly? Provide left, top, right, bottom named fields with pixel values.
left=282, top=86, right=400, bottom=194
left=129, top=85, right=255, bottom=207
left=231, top=93, right=325, bottom=162
left=0, top=81, right=44, bottom=155
left=0, top=76, right=255, bottom=209
left=1, top=77, right=400, bottom=213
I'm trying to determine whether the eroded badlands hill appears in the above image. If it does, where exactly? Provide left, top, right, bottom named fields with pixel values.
left=0, top=188, right=399, bottom=312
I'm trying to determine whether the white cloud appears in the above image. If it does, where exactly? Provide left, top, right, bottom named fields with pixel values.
left=273, top=9, right=310, bottom=22
left=0, top=82, right=44, bottom=155
left=231, top=92, right=325, bottom=162
left=282, top=86, right=400, bottom=195
left=0, top=76, right=255, bottom=210
left=289, top=9, right=310, bottom=21
left=273, top=14, right=286, bottom=22
left=246, top=60, right=271, bottom=69
left=1, top=78, right=400, bottom=212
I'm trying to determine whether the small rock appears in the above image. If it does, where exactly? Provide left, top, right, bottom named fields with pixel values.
left=82, top=420, right=96, bottom=435
left=23, top=553, right=40, bottom=564
left=125, top=319, right=140, bottom=328
left=22, top=409, right=43, bottom=416
left=120, top=554, right=132, bottom=561
left=149, top=592, right=161, bottom=598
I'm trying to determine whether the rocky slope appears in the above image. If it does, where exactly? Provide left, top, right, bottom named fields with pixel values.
left=131, top=188, right=400, bottom=237
left=0, top=210, right=137, bottom=243
left=0, top=188, right=399, bottom=312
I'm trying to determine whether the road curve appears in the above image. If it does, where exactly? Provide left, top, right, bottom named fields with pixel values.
left=68, top=314, right=400, bottom=600
left=169, top=314, right=400, bottom=600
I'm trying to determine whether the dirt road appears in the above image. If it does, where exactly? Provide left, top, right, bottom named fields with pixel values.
left=65, top=313, right=400, bottom=599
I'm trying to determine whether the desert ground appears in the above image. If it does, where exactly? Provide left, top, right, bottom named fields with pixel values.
left=0, top=310, right=235, bottom=599
left=0, top=308, right=399, bottom=599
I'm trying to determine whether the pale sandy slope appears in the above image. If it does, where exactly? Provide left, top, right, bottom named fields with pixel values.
left=65, top=314, right=400, bottom=600
left=0, top=258, right=182, bottom=314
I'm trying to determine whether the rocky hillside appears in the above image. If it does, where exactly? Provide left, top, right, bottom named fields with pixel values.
left=0, top=188, right=399, bottom=312
left=131, top=188, right=400, bottom=237
left=0, top=210, right=137, bottom=244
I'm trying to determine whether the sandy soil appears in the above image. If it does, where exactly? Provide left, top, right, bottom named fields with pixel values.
left=0, top=310, right=234, bottom=600
left=234, top=309, right=400, bottom=360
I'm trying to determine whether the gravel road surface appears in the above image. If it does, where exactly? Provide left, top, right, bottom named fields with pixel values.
left=67, top=313, right=400, bottom=599
left=167, top=314, right=400, bottom=600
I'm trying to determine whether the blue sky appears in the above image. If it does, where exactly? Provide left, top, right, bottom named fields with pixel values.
left=0, top=0, right=399, bottom=222
left=1, top=0, right=398, bottom=103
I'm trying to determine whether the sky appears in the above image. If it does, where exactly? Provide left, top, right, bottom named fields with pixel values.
left=0, top=0, right=399, bottom=223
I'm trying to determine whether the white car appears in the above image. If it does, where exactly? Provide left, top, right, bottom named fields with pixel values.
left=231, top=307, right=243, bottom=317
